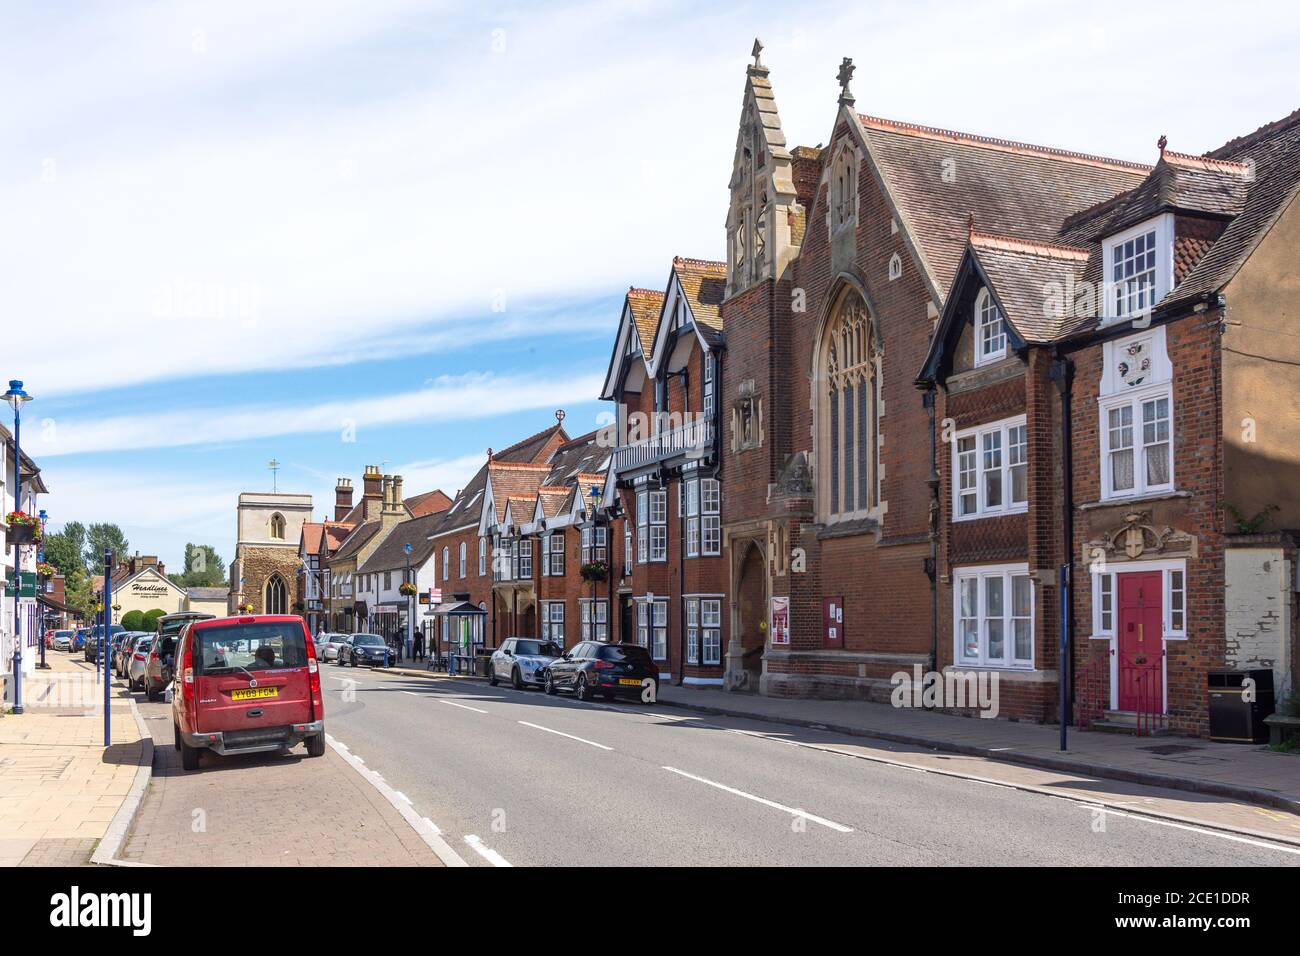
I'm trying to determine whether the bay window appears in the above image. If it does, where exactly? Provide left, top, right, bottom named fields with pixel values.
left=648, top=489, right=667, bottom=562
left=954, top=564, right=1034, bottom=668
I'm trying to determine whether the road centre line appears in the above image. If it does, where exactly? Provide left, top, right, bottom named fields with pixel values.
left=517, top=720, right=613, bottom=750
left=441, top=699, right=489, bottom=714
left=662, top=766, right=854, bottom=833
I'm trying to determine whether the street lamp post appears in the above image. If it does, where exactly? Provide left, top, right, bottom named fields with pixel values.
left=5, top=380, right=32, bottom=714
left=103, top=549, right=113, bottom=746
left=402, top=542, right=413, bottom=666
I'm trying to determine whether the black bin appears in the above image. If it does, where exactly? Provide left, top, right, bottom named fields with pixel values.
left=1207, top=668, right=1275, bottom=743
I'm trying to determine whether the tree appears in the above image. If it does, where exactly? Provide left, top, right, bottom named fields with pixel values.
left=120, top=610, right=146, bottom=632
left=43, top=521, right=86, bottom=577
left=141, top=608, right=167, bottom=633
left=61, top=561, right=95, bottom=622
left=84, top=523, right=129, bottom=574
left=170, top=543, right=227, bottom=588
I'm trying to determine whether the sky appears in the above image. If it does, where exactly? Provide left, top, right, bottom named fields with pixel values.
left=4, top=0, right=1298, bottom=571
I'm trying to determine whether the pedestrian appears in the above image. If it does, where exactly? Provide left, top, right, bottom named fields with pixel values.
left=414, top=629, right=425, bottom=662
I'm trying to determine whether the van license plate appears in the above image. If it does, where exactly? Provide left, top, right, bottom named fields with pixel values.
left=231, top=687, right=278, bottom=701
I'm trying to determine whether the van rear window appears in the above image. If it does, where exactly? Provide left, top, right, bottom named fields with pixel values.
left=194, top=622, right=308, bottom=675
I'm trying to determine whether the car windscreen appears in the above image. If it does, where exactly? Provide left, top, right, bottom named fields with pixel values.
left=194, top=622, right=308, bottom=675
left=55, top=630, right=74, bottom=638
left=598, top=644, right=650, bottom=663
left=351, top=634, right=384, bottom=646
left=515, top=640, right=559, bottom=657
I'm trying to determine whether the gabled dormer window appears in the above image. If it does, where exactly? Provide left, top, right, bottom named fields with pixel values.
left=974, top=288, right=1006, bottom=366
left=1103, top=214, right=1174, bottom=323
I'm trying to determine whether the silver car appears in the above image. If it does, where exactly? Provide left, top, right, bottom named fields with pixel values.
left=51, top=630, right=76, bottom=651
left=316, top=632, right=348, bottom=662
left=126, top=634, right=154, bottom=692
left=488, top=637, right=563, bottom=689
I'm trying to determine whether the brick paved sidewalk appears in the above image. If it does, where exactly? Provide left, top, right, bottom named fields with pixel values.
left=654, top=683, right=1300, bottom=813
left=122, top=700, right=446, bottom=866
left=0, top=653, right=144, bottom=866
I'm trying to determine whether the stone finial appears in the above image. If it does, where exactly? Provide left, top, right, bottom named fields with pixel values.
left=1157, top=134, right=1168, bottom=157
left=837, top=56, right=856, bottom=106
left=486, top=447, right=494, bottom=461
left=751, top=37, right=764, bottom=70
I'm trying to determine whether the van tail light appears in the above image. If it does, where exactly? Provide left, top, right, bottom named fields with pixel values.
left=181, top=638, right=195, bottom=703
left=304, top=624, right=322, bottom=718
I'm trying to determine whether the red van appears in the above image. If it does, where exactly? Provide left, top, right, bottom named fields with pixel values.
left=172, top=615, right=325, bottom=771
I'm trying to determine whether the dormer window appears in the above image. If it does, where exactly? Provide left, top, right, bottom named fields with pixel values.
left=1103, top=214, right=1174, bottom=323
left=974, top=288, right=1006, bottom=366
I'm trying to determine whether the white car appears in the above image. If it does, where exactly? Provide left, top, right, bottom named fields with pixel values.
left=126, top=634, right=154, bottom=692
left=51, top=630, right=76, bottom=651
left=315, top=632, right=348, bottom=662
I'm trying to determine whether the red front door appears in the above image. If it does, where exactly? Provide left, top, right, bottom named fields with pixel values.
left=1116, top=571, right=1163, bottom=713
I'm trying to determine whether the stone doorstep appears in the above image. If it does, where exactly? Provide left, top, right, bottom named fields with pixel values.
left=651, top=693, right=1300, bottom=817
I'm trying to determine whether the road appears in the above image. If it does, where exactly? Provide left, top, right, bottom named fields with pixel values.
left=321, top=666, right=1300, bottom=867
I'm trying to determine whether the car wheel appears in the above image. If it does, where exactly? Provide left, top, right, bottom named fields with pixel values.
left=575, top=674, right=590, bottom=702
left=306, top=733, right=325, bottom=758
left=179, top=736, right=201, bottom=771
left=488, top=666, right=498, bottom=686
left=512, top=668, right=524, bottom=691
left=543, top=672, right=556, bottom=695
left=146, top=684, right=160, bottom=702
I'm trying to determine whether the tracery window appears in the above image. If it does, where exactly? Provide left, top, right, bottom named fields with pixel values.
left=820, top=288, right=877, bottom=520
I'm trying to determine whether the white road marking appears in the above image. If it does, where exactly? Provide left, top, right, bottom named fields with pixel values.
left=464, top=834, right=512, bottom=867
left=325, top=734, right=468, bottom=867
left=394, top=791, right=412, bottom=804
left=518, top=720, right=613, bottom=751
left=401, top=691, right=422, bottom=697
left=441, top=699, right=489, bottom=715
left=1082, top=805, right=1300, bottom=856
left=327, top=676, right=360, bottom=683
left=662, top=766, right=854, bottom=833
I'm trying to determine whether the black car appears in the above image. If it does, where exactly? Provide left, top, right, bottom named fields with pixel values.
left=84, top=624, right=124, bottom=663
left=338, top=632, right=392, bottom=667
left=542, top=642, right=657, bottom=703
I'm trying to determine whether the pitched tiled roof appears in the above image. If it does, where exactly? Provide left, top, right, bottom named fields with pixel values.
left=857, top=113, right=1151, bottom=295
left=404, top=489, right=452, bottom=517
left=322, top=523, right=354, bottom=551
left=495, top=422, right=568, bottom=463
left=331, top=521, right=382, bottom=562
left=1161, top=108, right=1300, bottom=310
left=537, top=488, right=572, bottom=519
left=673, top=256, right=727, bottom=336
left=1091, top=154, right=1251, bottom=239
left=541, top=430, right=608, bottom=486
left=488, top=462, right=551, bottom=523
left=626, top=288, right=664, bottom=353
left=358, top=510, right=447, bottom=573
left=970, top=232, right=1091, bottom=343
left=300, top=522, right=326, bottom=554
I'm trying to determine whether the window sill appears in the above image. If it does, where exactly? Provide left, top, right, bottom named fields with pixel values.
left=945, top=664, right=1054, bottom=682
left=1079, top=490, right=1189, bottom=510
left=951, top=505, right=1029, bottom=523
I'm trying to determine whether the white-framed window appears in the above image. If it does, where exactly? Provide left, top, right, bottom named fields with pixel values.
left=955, top=564, right=1034, bottom=669
left=517, top=538, right=532, bottom=579
left=478, top=537, right=486, bottom=576
left=701, top=478, right=721, bottom=555
left=636, top=491, right=648, bottom=564
left=974, top=288, right=1006, bottom=366
left=580, top=600, right=608, bottom=642
left=1102, top=392, right=1172, bottom=499
left=624, top=522, right=632, bottom=571
left=1103, top=215, right=1173, bottom=323
left=541, top=533, right=551, bottom=577
left=546, top=531, right=564, bottom=576
left=1090, top=561, right=1187, bottom=639
left=703, top=353, right=716, bottom=423
left=651, top=599, right=668, bottom=660
left=648, top=489, right=667, bottom=562
left=952, top=416, right=1028, bottom=519
left=684, top=479, right=700, bottom=558
left=543, top=601, right=565, bottom=643
left=442, top=547, right=449, bottom=582
left=459, top=542, right=466, bottom=578
left=636, top=601, right=648, bottom=648
left=581, top=525, right=607, bottom=564
left=686, top=597, right=722, bottom=665
left=686, top=599, right=700, bottom=664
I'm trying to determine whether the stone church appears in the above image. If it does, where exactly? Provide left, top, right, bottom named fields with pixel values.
left=228, top=491, right=312, bottom=615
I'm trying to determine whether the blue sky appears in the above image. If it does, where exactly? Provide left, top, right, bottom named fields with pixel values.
left=5, top=0, right=1298, bottom=570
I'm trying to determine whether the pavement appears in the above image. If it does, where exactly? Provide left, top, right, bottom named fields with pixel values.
left=0, top=651, right=145, bottom=867
left=386, top=662, right=1300, bottom=815
left=330, top=665, right=1300, bottom=865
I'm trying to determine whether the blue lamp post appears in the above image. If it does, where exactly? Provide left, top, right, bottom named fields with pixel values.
left=5, top=380, right=32, bottom=714
left=36, top=508, right=49, bottom=670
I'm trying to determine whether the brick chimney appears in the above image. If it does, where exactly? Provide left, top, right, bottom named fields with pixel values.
left=362, top=465, right=384, bottom=520
left=334, top=478, right=353, bottom=522
left=380, top=474, right=405, bottom=530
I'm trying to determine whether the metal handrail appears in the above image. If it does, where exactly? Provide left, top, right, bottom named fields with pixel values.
left=613, top=418, right=712, bottom=472
left=1075, top=648, right=1112, bottom=730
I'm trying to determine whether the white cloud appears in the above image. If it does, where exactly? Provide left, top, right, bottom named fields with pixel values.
left=29, top=371, right=606, bottom=457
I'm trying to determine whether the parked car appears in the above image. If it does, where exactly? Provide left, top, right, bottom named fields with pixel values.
left=144, top=612, right=214, bottom=702
left=113, top=632, right=140, bottom=678
left=85, top=624, right=125, bottom=662
left=315, top=632, right=348, bottom=662
left=489, top=637, right=562, bottom=689
left=126, top=634, right=155, bottom=691
left=72, top=628, right=89, bottom=651
left=51, top=630, right=76, bottom=651
left=172, top=614, right=325, bottom=771
left=337, top=632, right=390, bottom=667
left=541, top=641, right=657, bottom=702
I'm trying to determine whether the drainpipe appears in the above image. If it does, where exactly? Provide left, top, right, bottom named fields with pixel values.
left=923, top=386, right=939, bottom=699
left=1049, top=353, right=1075, bottom=751
left=676, top=366, right=690, bottom=687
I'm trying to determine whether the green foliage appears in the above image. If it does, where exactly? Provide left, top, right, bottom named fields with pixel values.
left=1224, top=503, right=1279, bottom=534
left=141, top=608, right=167, bottom=632
left=84, top=523, right=129, bottom=574
left=171, top=543, right=227, bottom=588
left=120, top=610, right=146, bottom=632
left=43, top=526, right=84, bottom=577
left=60, top=561, right=94, bottom=620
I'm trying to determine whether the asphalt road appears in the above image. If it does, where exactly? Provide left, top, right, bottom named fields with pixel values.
left=321, top=666, right=1300, bottom=867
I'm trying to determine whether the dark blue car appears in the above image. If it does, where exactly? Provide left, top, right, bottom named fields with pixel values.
left=337, top=632, right=392, bottom=667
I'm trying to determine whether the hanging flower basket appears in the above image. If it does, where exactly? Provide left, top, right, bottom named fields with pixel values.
left=580, top=561, right=608, bottom=582
left=36, top=561, right=56, bottom=579
left=4, top=511, right=41, bottom=545
left=398, top=582, right=418, bottom=597
left=238, top=602, right=254, bottom=614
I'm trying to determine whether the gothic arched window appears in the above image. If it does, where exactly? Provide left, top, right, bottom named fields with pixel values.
left=818, top=287, right=878, bottom=521
left=265, top=574, right=288, bottom=615
left=269, top=512, right=286, bottom=540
